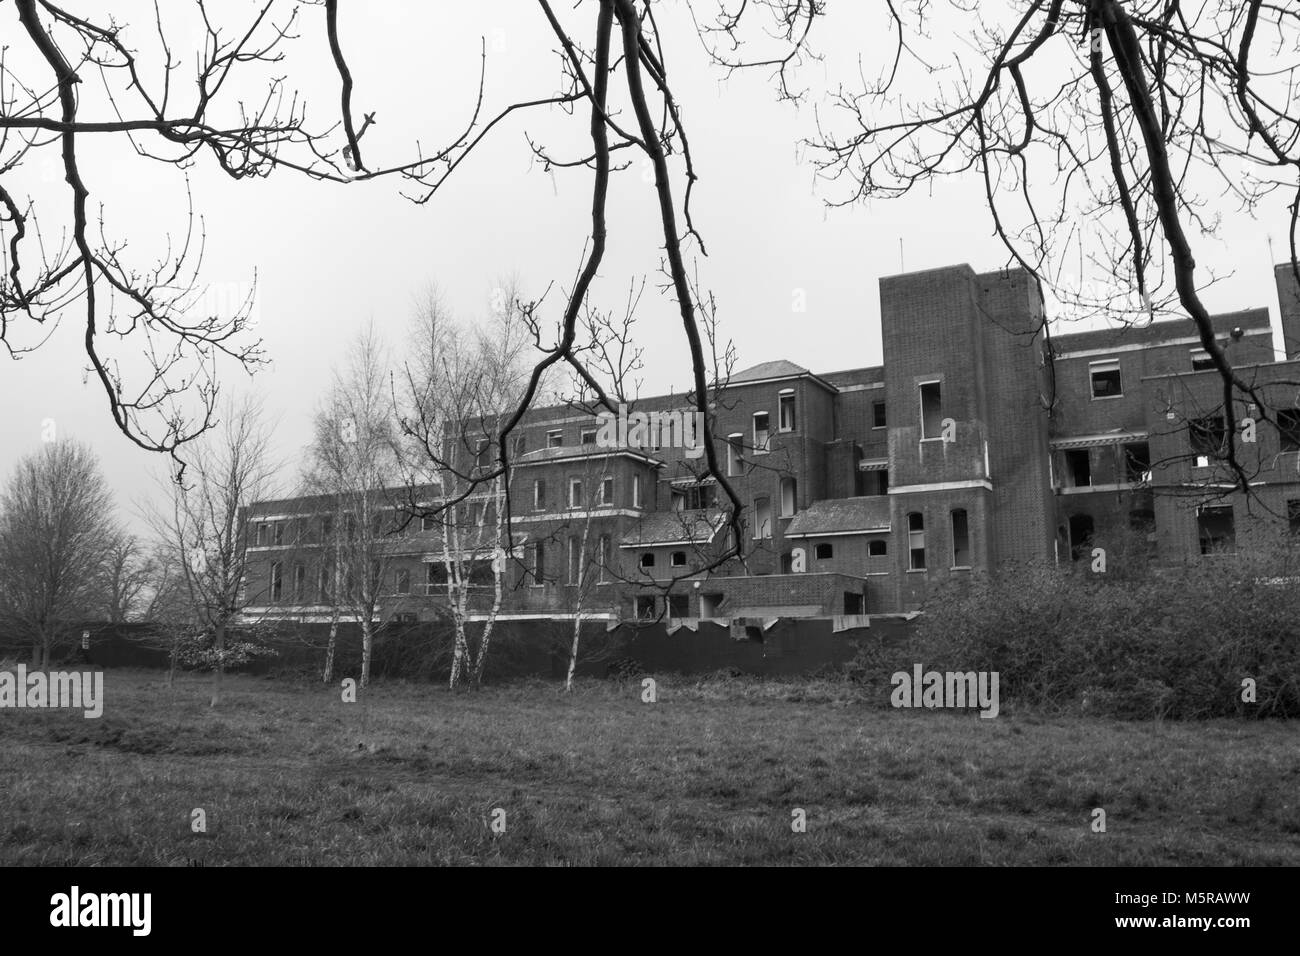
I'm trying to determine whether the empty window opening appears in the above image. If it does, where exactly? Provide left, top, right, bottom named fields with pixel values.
left=580, top=428, right=597, bottom=445
left=635, top=596, right=657, bottom=620
left=1123, top=442, right=1151, bottom=484
left=919, top=381, right=943, bottom=439
left=667, top=593, right=689, bottom=618
left=1191, top=350, right=1215, bottom=372
left=292, top=564, right=306, bottom=601
left=778, top=391, right=796, bottom=432
left=530, top=542, right=546, bottom=584
left=843, top=592, right=865, bottom=615
left=951, top=509, right=970, bottom=567
left=270, top=562, right=283, bottom=601
left=1068, top=514, right=1094, bottom=561
left=1198, top=505, right=1236, bottom=554
left=534, top=479, right=546, bottom=510
left=600, top=477, right=614, bottom=506
left=872, top=401, right=887, bottom=429
left=568, top=478, right=583, bottom=508
left=907, top=512, right=926, bottom=570
left=670, top=550, right=687, bottom=568
left=868, top=539, right=887, bottom=557
left=1278, top=409, right=1300, bottom=453
left=814, top=542, right=833, bottom=560
left=1065, top=449, right=1092, bottom=487
left=1090, top=359, right=1123, bottom=398
left=1189, top=414, right=1227, bottom=467
left=699, top=593, right=724, bottom=618
left=639, top=552, right=655, bottom=569
left=394, top=568, right=411, bottom=595
left=752, top=413, right=770, bottom=454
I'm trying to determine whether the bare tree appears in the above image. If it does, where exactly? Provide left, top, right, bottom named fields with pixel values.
left=146, top=395, right=279, bottom=706
left=0, top=440, right=116, bottom=666
left=94, top=532, right=155, bottom=625
left=305, top=322, right=399, bottom=687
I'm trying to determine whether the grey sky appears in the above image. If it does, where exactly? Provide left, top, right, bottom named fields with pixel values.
left=0, top=0, right=1289, bottom=535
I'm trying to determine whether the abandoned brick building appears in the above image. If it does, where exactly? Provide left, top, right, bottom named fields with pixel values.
left=242, top=263, right=1300, bottom=625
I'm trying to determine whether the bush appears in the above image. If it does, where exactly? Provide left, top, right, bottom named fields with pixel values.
left=850, top=535, right=1300, bottom=719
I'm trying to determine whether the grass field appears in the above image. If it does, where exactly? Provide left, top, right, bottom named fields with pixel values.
left=2, top=669, right=1298, bottom=865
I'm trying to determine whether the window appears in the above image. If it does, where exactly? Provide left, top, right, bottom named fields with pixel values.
left=674, top=482, right=716, bottom=511
left=1089, top=359, right=1123, bottom=398
left=1123, top=442, right=1151, bottom=484
left=868, top=539, right=887, bottom=557
left=427, top=562, right=448, bottom=594
left=599, top=536, right=612, bottom=583
left=547, top=429, right=564, bottom=448
left=394, top=568, right=411, bottom=595
left=1191, top=349, right=1215, bottom=372
left=752, top=413, right=770, bottom=454
left=754, top=497, right=772, bottom=539
left=1190, top=414, right=1227, bottom=466
left=321, top=515, right=334, bottom=539
left=1065, top=449, right=1092, bottom=487
left=581, top=427, right=597, bottom=445
left=372, top=511, right=386, bottom=535
left=600, top=477, right=614, bottom=506
left=639, top=553, right=655, bottom=569
left=256, top=523, right=268, bottom=546
left=568, top=477, right=583, bottom=508
left=814, top=542, right=833, bottom=560
left=636, top=596, right=657, bottom=620
left=1198, top=505, right=1236, bottom=554
left=567, top=537, right=580, bottom=585
left=778, top=390, right=796, bottom=432
left=671, top=550, right=687, bottom=567
left=779, top=477, right=797, bottom=518
left=668, top=593, right=689, bottom=618
left=474, top=438, right=491, bottom=467
left=270, top=562, right=283, bottom=601
left=919, top=381, right=943, bottom=438
left=1278, top=409, right=1300, bottom=453
left=292, top=564, right=306, bottom=601
left=1288, top=500, right=1300, bottom=535
left=273, top=522, right=285, bottom=546
left=872, top=401, right=887, bottom=429
left=421, top=512, right=437, bottom=532
left=951, top=509, right=970, bottom=568
left=1068, top=514, right=1094, bottom=561
left=843, top=592, right=865, bottom=615
left=318, top=565, right=332, bottom=602
left=633, top=474, right=643, bottom=508
left=530, top=541, right=546, bottom=585
left=727, top=433, right=745, bottom=476
left=907, top=512, right=926, bottom=570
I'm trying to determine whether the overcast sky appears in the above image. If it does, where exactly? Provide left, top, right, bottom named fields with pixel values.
left=1, top=1, right=1290, bottom=535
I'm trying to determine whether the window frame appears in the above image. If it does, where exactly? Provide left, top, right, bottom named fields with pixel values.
left=919, top=380, right=943, bottom=440
left=907, top=512, right=926, bottom=571
left=1088, top=359, right=1124, bottom=400
left=778, top=389, right=797, bottom=432
left=752, top=412, right=771, bottom=454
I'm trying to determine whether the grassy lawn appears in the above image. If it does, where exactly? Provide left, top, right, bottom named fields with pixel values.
left=2, top=669, right=1298, bottom=865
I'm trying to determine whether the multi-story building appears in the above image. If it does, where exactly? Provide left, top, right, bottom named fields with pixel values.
left=241, top=263, right=1300, bottom=625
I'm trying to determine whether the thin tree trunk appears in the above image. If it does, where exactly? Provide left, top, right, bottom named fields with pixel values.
left=210, top=622, right=225, bottom=708
left=565, top=612, right=583, bottom=692
left=449, top=620, right=467, bottom=690
left=360, top=616, right=373, bottom=688
left=323, top=616, right=338, bottom=683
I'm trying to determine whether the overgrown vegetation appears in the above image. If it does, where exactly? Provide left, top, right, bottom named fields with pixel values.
left=853, top=535, right=1300, bottom=719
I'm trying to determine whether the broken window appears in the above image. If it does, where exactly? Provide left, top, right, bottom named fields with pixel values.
left=1198, top=505, right=1235, bottom=554
left=919, top=381, right=943, bottom=439
left=639, top=552, right=655, bottom=569
left=580, top=428, right=597, bottom=445
left=1278, top=409, right=1300, bottom=453
left=270, top=562, right=282, bottom=602
left=667, top=593, right=689, bottom=618
left=1189, top=414, right=1227, bottom=467
left=872, top=401, right=887, bottom=429
left=547, top=429, right=563, bottom=448
left=843, top=592, right=865, bottom=615
left=1064, top=449, right=1092, bottom=487
left=754, top=497, right=772, bottom=540
left=635, top=595, right=657, bottom=620
left=394, top=568, right=411, bottom=595
left=568, top=477, right=583, bottom=508
left=814, top=542, right=833, bottom=560
left=600, top=476, right=614, bottom=506
left=1123, top=442, right=1151, bottom=484
left=1191, top=350, right=1215, bottom=372
left=951, top=509, right=970, bottom=567
left=671, top=550, right=687, bottom=568
left=1068, top=514, right=1094, bottom=560
left=868, top=539, right=887, bottom=557
left=778, top=390, right=796, bottom=432
left=752, top=413, right=770, bottom=454
left=1089, top=359, right=1122, bottom=398
left=907, top=512, right=926, bottom=570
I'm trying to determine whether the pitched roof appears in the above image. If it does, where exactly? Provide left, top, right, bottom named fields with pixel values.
left=785, top=497, right=892, bottom=537
left=620, top=509, right=729, bottom=547
left=729, top=359, right=811, bottom=383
